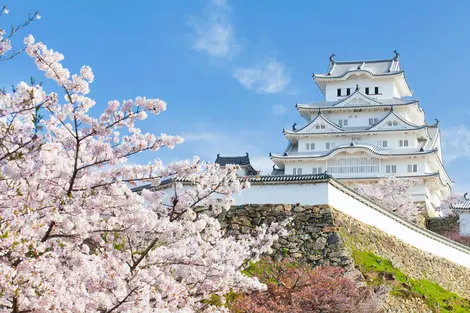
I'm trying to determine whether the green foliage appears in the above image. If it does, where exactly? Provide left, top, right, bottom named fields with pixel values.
left=353, top=251, right=470, bottom=313
left=202, top=290, right=241, bottom=309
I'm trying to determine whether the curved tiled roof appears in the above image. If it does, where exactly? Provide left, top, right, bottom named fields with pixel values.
left=215, top=153, right=251, bottom=166
left=215, top=153, right=258, bottom=175
left=367, top=108, right=421, bottom=130
left=315, top=57, right=401, bottom=79
left=287, top=112, right=343, bottom=134
left=285, top=109, right=426, bottom=137
left=271, top=143, right=438, bottom=160
left=132, top=173, right=333, bottom=192
left=451, top=200, right=470, bottom=210
left=296, top=96, right=418, bottom=110
left=283, top=124, right=429, bottom=137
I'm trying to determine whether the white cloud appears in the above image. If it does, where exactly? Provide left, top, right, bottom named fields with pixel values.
left=190, top=0, right=239, bottom=58
left=272, top=104, right=287, bottom=115
left=441, top=125, right=470, bottom=162
left=233, top=59, right=290, bottom=93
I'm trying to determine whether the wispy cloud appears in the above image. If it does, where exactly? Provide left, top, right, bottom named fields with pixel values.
left=272, top=104, right=287, bottom=115
left=189, top=0, right=240, bottom=58
left=233, top=59, right=290, bottom=93
left=441, top=125, right=470, bottom=162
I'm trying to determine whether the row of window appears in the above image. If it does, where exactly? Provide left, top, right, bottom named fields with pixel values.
left=337, top=87, right=380, bottom=97
left=305, top=142, right=336, bottom=150
left=385, top=164, right=418, bottom=173
left=304, top=139, right=412, bottom=150
left=292, top=164, right=419, bottom=175
left=332, top=118, right=399, bottom=128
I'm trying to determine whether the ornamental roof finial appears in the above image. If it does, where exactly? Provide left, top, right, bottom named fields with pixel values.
left=329, top=53, right=336, bottom=63
left=465, top=192, right=469, bottom=200
left=217, top=153, right=220, bottom=157
left=393, top=50, right=400, bottom=61
left=355, top=84, right=359, bottom=92
left=292, top=123, right=297, bottom=131
left=434, top=118, right=439, bottom=125
left=246, top=152, right=249, bottom=157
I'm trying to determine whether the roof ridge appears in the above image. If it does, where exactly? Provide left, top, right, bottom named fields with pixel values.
left=333, top=58, right=395, bottom=65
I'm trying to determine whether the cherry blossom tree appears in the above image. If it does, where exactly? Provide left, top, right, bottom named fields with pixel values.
left=0, top=9, right=285, bottom=313
left=354, top=177, right=422, bottom=222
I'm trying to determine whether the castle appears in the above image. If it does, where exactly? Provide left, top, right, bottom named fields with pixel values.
left=138, top=53, right=470, bottom=268
left=268, top=52, right=452, bottom=212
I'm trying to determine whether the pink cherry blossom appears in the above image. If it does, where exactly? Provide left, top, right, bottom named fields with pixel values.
left=0, top=11, right=284, bottom=313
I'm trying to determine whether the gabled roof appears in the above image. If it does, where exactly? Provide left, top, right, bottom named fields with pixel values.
left=315, top=53, right=401, bottom=79
left=312, top=53, right=413, bottom=97
left=286, top=112, right=343, bottom=134
left=284, top=108, right=425, bottom=141
left=215, top=153, right=258, bottom=175
left=368, top=108, right=421, bottom=131
left=297, top=97, right=417, bottom=110
left=335, top=90, right=383, bottom=106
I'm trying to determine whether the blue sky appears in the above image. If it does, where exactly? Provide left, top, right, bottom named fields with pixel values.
left=3, top=0, right=470, bottom=193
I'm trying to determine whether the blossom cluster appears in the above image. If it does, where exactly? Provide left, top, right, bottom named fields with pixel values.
left=355, top=177, right=422, bottom=222
left=0, top=13, right=283, bottom=313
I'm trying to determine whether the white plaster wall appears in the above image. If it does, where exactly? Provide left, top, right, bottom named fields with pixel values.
left=155, top=183, right=330, bottom=207
left=321, top=111, right=389, bottom=128
left=284, top=154, right=427, bottom=178
left=297, top=133, right=419, bottom=152
left=232, top=183, right=330, bottom=206
left=327, top=183, right=470, bottom=267
left=325, top=76, right=396, bottom=101
left=458, top=212, right=470, bottom=236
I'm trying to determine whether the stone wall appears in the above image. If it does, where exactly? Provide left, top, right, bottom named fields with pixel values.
left=336, top=209, right=470, bottom=299
left=425, top=214, right=459, bottom=234
left=219, top=203, right=470, bottom=311
left=219, top=204, right=353, bottom=267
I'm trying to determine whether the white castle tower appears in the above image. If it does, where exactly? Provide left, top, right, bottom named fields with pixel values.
left=270, top=52, right=452, bottom=210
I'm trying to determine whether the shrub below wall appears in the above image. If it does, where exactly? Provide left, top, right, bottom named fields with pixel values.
left=426, top=215, right=460, bottom=234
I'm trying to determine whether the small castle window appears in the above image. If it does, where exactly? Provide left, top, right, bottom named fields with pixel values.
left=306, top=143, right=316, bottom=150
left=399, top=140, right=409, bottom=147
left=407, top=164, right=418, bottom=173
left=386, top=165, right=397, bottom=174
left=378, top=140, right=388, bottom=147
left=338, top=119, right=348, bottom=127
left=346, top=88, right=351, bottom=96
left=365, top=87, right=370, bottom=95
left=312, top=167, right=323, bottom=174
left=369, top=118, right=379, bottom=125
left=375, top=87, right=379, bottom=94
left=337, top=88, right=342, bottom=96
